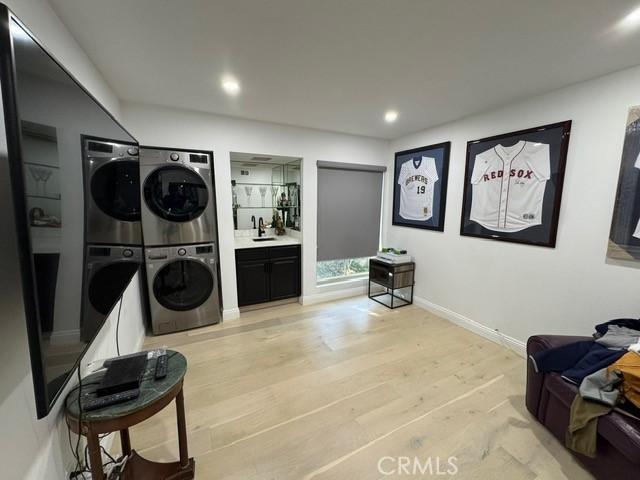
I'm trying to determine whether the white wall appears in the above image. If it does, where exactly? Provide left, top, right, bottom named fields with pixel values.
left=386, top=65, right=640, bottom=348
left=2, top=277, right=145, bottom=480
left=5, top=0, right=121, bottom=117
left=0, top=2, right=146, bottom=479
left=121, top=102, right=388, bottom=316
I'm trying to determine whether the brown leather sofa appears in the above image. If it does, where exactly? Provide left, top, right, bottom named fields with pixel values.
left=526, top=335, right=640, bottom=480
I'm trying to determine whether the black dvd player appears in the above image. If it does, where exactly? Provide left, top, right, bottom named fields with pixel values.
left=96, top=353, right=147, bottom=397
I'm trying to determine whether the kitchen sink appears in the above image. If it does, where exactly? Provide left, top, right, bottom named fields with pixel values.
left=253, top=237, right=276, bottom=242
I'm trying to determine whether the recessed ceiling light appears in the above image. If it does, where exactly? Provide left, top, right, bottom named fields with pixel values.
left=384, top=110, right=398, bottom=123
left=221, top=76, right=241, bottom=96
left=617, top=6, right=640, bottom=31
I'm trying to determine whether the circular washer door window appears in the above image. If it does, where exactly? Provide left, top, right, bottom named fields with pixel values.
left=143, top=166, right=209, bottom=222
left=153, top=259, right=214, bottom=311
left=91, top=160, right=141, bottom=221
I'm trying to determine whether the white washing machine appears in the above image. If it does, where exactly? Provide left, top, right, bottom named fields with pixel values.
left=139, top=147, right=217, bottom=246
left=145, top=243, right=221, bottom=334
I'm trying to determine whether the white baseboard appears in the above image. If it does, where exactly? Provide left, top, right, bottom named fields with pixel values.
left=223, top=307, right=240, bottom=321
left=413, top=296, right=526, bottom=358
left=301, top=284, right=366, bottom=306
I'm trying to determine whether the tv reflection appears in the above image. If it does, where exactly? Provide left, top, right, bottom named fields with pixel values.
left=12, top=16, right=142, bottom=414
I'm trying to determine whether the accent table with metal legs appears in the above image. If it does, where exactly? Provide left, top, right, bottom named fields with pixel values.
left=368, top=258, right=415, bottom=309
left=65, top=351, right=194, bottom=480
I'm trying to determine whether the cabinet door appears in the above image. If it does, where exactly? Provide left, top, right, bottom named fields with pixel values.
left=236, top=260, right=270, bottom=306
left=269, top=257, right=300, bottom=301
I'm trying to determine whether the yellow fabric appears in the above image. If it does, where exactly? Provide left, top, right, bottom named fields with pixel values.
left=608, top=352, right=640, bottom=408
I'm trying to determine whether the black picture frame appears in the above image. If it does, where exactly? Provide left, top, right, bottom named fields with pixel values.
left=392, top=141, right=451, bottom=231
left=607, top=106, right=640, bottom=263
left=460, top=121, right=571, bottom=247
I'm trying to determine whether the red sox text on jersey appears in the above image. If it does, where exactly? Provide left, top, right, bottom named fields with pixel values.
left=470, top=141, right=550, bottom=233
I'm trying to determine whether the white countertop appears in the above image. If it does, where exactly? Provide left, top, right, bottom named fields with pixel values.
left=234, top=235, right=301, bottom=250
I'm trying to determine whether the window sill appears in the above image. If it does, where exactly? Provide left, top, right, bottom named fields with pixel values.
left=316, top=274, right=368, bottom=288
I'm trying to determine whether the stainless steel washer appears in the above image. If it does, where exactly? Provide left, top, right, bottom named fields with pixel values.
left=145, top=243, right=221, bottom=334
left=81, top=245, right=142, bottom=342
left=140, top=147, right=217, bottom=246
left=83, top=137, right=141, bottom=245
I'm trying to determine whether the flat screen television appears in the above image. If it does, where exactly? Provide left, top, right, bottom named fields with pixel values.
left=0, top=7, right=142, bottom=418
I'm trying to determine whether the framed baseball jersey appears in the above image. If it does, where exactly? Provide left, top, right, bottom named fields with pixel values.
left=460, top=121, right=571, bottom=247
left=393, top=142, right=451, bottom=231
left=608, top=107, right=640, bottom=263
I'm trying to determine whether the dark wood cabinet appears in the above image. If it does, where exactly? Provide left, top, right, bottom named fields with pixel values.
left=236, top=245, right=301, bottom=306
left=236, top=260, right=270, bottom=306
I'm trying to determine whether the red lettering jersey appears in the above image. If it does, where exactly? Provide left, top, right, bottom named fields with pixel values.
left=470, top=141, right=550, bottom=233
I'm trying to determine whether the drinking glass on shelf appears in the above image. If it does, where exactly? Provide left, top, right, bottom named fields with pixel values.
left=28, top=166, right=42, bottom=195
left=259, top=186, right=267, bottom=207
left=244, top=186, right=253, bottom=207
left=39, top=168, right=52, bottom=197
left=271, top=185, right=279, bottom=207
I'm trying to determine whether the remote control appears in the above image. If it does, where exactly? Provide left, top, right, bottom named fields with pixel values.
left=82, top=388, right=140, bottom=411
left=154, top=354, right=168, bottom=379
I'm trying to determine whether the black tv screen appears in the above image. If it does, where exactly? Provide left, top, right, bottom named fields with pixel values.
left=3, top=13, right=141, bottom=417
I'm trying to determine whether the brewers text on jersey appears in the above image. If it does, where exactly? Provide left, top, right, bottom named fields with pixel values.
left=397, top=156, right=439, bottom=221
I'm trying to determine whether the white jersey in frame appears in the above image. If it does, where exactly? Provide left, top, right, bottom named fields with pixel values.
left=634, top=152, right=640, bottom=240
left=397, top=156, right=439, bottom=221
left=470, top=141, right=551, bottom=233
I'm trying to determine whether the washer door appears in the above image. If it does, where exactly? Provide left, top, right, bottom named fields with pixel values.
left=153, top=259, right=214, bottom=311
left=143, top=166, right=209, bottom=222
left=91, top=160, right=141, bottom=221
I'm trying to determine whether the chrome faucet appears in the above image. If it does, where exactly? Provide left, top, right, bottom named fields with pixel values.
left=258, top=217, right=265, bottom=237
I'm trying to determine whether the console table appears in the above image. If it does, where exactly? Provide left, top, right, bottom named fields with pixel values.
left=368, top=258, right=415, bottom=309
left=65, top=350, right=194, bottom=480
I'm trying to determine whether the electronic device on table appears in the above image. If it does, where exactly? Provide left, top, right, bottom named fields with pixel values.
left=81, top=349, right=169, bottom=411
left=376, top=247, right=412, bottom=264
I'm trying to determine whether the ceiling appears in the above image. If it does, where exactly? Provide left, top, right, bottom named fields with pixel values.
left=48, top=0, right=640, bottom=139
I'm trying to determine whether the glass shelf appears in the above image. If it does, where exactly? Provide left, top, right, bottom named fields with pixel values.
left=26, top=194, right=61, bottom=200
left=233, top=182, right=292, bottom=187
left=234, top=205, right=299, bottom=210
left=24, top=161, right=59, bottom=170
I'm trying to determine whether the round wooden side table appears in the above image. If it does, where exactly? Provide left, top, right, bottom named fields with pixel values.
left=65, top=351, right=194, bottom=480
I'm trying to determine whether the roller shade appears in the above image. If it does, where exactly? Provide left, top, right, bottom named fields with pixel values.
left=317, top=161, right=385, bottom=262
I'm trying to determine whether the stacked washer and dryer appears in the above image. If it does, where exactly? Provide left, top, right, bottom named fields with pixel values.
left=139, top=147, right=221, bottom=334
left=81, top=137, right=143, bottom=341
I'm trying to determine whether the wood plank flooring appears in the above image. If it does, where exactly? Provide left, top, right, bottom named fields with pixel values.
left=123, top=296, right=592, bottom=479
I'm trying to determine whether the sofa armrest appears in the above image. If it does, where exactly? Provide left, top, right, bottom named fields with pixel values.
left=525, top=335, right=591, bottom=420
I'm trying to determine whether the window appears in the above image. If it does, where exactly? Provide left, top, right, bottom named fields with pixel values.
left=316, top=160, right=385, bottom=285
left=317, top=256, right=371, bottom=283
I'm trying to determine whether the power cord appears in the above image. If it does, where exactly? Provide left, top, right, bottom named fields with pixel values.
left=115, top=295, right=124, bottom=357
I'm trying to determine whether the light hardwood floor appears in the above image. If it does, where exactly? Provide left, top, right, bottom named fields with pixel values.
left=124, top=296, right=592, bottom=479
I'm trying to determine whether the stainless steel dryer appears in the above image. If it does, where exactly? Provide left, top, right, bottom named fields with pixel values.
left=140, top=147, right=217, bottom=246
left=81, top=245, right=142, bottom=342
left=83, top=137, right=141, bottom=245
left=145, top=243, right=221, bottom=334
